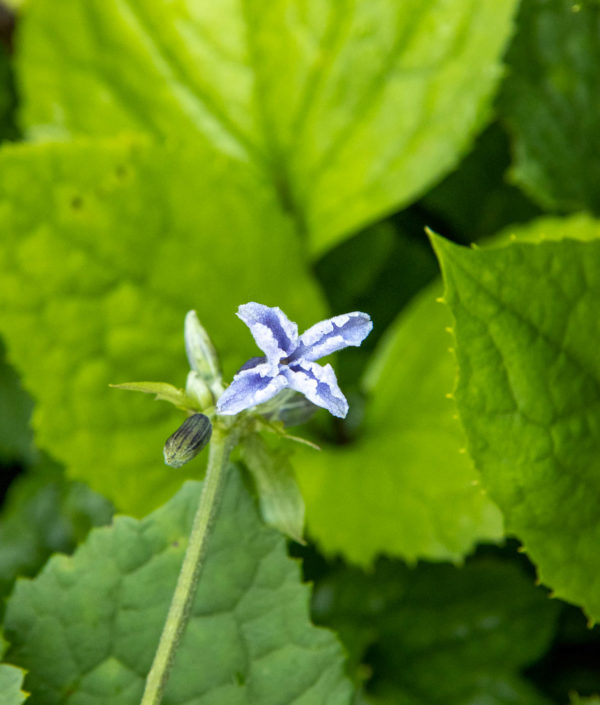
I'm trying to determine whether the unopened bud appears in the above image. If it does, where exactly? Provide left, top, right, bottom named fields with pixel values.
left=185, top=371, right=214, bottom=409
left=184, top=311, right=221, bottom=384
left=163, top=413, right=212, bottom=468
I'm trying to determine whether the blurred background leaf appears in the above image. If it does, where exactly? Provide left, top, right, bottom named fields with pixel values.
left=17, top=0, right=519, bottom=254
left=295, top=280, right=503, bottom=566
left=311, top=555, right=559, bottom=705
left=0, top=135, right=325, bottom=515
left=499, top=0, right=600, bottom=213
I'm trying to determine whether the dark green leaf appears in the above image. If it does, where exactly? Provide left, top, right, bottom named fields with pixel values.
left=500, top=0, right=600, bottom=212
left=4, top=466, right=353, bottom=704
left=314, top=558, right=558, bottom=705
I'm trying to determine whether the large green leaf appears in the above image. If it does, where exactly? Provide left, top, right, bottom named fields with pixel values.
left=313, top=557, right=558, bottom=705
left=431, top=219, right=600, bottom=620
left=295, top=282, right=503, bottom=566
left=500, top=0, right=600, bottom=212
left=0, top=136, right=325, bottom=516
left=17, top=0, right=518, bottom=253
left=4, top=465, right=353, bottom=705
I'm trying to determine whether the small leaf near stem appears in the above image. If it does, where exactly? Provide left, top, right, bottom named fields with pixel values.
left=140, top=421, right=236, bottom=705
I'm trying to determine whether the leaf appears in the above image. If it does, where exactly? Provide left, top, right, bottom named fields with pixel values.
left=0, top=135, right=326, bottom=516
left=241, top=432, right=305, bottom=543
left=4, top=465, right=354, bottom=705
left=431, top=223, right=600, bottom=620
left=0, top=457, right=113, bottom=603
left=17, top=0, right=519, bottom=253
left=0, top=664, right=28, bottom=705
left=109, top=382, right=191, bottom=411
left=499, top=0, right=600, bottom=212
left=313, top=557, right=558, bottom=705
left=296, top=282, right=503, bottom=566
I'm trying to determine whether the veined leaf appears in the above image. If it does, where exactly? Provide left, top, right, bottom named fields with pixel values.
left=432, top=220, right=600, bottom=620
left=17, top=0, right=518, bottom=253
left=4, top=466, right=353, bottom=705
left=296, top=282, right=503, bottom=566
left=0, top=136, right=326, bottom=516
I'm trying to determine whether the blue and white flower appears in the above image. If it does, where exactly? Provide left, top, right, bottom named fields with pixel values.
left=216, top=303, right=373, bottom=418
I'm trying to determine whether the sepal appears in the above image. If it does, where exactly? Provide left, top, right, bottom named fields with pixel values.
left=184, top=310, right=222, bottom=391
left=241, top=433, right=305, bottom=543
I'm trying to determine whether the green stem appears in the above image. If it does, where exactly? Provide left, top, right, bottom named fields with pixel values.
left=140, top=424, right=234, bottom=705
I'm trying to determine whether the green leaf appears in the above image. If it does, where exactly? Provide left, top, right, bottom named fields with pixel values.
left=0, top=664, right=28, bottom=705
left=109, top=382, right=191, bottom=411
left=0, top=458, right=113, bottom=603
left=241, top=432, right=305, bottom=543
left=313, top=557, right=558, bottom=705
left=500, top=0, right=600, bottom=212
left=431, top=222, right=600, bottom=620
left=17, top=0, right=519, bottom=253
left=0, top=135, right=326, bottom=516
left=296, top=282, right=503, bottom=566
left=4, top=465, right=353, bottom=705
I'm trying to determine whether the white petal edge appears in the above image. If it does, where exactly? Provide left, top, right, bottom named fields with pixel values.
left=282, top=361, right=348, bottom=418
left=298, top=311, right=372, bottom=361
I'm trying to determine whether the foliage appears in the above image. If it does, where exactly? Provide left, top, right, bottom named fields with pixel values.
left=5, top=467, right=351, bottom=705
left=0, top=0, right=599, bottom=703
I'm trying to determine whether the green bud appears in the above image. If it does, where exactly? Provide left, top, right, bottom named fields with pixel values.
left=184, top=311, right=222, bottom=385
left=185, top=371, right=214, bottom=410
left=163, top=413, right=212, bottom=468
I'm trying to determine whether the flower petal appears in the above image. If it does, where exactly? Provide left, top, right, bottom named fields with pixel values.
left=216, top=363, right=288, bottom=415
left=237, top=302, right=298, bottom=363
left=293, top=311, right=373, bottom=362
left=282, top=360, right=349, bottom=418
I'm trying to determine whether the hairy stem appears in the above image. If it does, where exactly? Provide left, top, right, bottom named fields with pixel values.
left=140, top=423, right=234, bottom=705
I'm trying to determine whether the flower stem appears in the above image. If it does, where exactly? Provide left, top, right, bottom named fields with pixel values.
left=140, top=423, right=234, bottom=705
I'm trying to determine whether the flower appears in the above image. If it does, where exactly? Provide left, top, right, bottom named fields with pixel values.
left=216, top=303, right=373, bottom=418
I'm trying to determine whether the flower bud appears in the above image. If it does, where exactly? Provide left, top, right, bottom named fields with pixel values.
left=184, top=311, right=221, bottom=384
left=163, top=413, right=212, bottom=468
